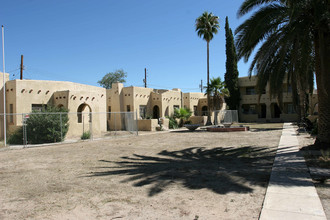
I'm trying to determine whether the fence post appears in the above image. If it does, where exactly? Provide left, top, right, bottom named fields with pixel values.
left=114, top=113, right=116, bottom=136
left=60, top=112, right=63, bottom=142
left=135, top=111, right=139, bottom=136
left=23, top=113, right=27, bottom=147
left=90, top=112, right=93, bottom=140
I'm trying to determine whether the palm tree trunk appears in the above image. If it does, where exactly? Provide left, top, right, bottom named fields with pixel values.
left=314, top=29, right=330, bottom=149
left=297, top=76, right=306, bottom=121
left=206, top=41, right=212, bottom=125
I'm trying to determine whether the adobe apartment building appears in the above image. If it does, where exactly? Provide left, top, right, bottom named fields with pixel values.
left=0, top=72, right=209, bottom=138
left=239, top=76, right=318, bottom=122
left=0, top=72, right=318, bottom=139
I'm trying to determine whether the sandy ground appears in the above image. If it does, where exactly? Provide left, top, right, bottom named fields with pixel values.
left=297, top=132, right=330, bottom=219
left=0, top=125, right=282, bottom=220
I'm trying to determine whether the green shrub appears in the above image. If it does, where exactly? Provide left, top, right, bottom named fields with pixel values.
left=81, top=131, right=91, bottom=140
left=167, top=116, right=178, bottom=129
left=7, top=127, right=24, bottom=145
left=8, top=106, right=69, bottom=145
left=174, top=108, right=192, bottom=127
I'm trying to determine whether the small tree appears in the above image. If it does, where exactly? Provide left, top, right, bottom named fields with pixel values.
left=174, top=108, right=192, bottom=127
left=205, top=77, right=229, bottom=125
left=26, top=106, right=69, bottom=144
left=98, top=69, right=127, bottom=89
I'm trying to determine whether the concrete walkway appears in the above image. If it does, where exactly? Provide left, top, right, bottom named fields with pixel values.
left=260, top=123, right=326, bottom=220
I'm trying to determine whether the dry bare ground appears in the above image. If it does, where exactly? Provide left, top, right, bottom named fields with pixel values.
left=0, top=124, right=283, bottom=220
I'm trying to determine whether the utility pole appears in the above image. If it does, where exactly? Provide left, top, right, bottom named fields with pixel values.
left=199, top=79, right=203, bottom=93
left=143, top=68, right=147, bottom=88
left=2, top=25, right=6, bottom=146
left=20, top=55, right=23, bottom=80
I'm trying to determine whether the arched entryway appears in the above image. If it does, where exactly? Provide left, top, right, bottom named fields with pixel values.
left=202, top=106, right=208, bottom=116
left=153, top=105, right=160, bottom=119
left=77, top=103, right=92, bottom=123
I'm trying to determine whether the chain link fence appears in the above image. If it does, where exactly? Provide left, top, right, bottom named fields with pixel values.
left=199, top=110, right=239, bottom=125
left=0, top=111, right=138, bottom=147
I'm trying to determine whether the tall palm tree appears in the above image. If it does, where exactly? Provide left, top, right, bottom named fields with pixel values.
left=205, top=77, right=230, bottom=125
left=195, top=12, right=220, bottom=125
left=235, top=0, right=330, bottom=148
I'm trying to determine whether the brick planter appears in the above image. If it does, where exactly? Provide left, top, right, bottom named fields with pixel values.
left=206, top=126, right=249, bottom=132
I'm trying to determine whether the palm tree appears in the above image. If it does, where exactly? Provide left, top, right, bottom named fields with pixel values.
left=174, top=108, right=192, bottom=127
left=235, top=0, right=330, bottom=149
left=205, top=77, right=230, bottom=125
left=195, top=12, right=220, bottom=125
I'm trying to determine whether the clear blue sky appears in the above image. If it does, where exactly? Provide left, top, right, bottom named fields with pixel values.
left=1, top=0, right=252, bottom=92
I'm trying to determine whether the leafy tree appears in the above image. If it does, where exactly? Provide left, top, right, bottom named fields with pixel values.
left=98, top=69, right=127, bottom=89
left=224, top=16, right=240, bottom=110
left=205, top=77, right=229, bottom=124
left=235, top=0, right=330, bottom=149
left=195, top=12, right=220, bottom=125
left=8, top=106, right=69, bottom=144
left=174, top=108, right=192, bottom=127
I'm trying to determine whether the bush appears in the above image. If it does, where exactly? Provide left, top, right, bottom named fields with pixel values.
left=7, top=127, right=24, bottom=145
left=174, top=108, right=192, bottom=127
left=81, top=131, right=91, bottom=140
left=167, top=116, right=178, bottom=129
left=8, top=106, right=69, bottom=145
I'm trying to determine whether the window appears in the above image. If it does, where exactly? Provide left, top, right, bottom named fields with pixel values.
left=108, top=106, right=111, bottom=120
left=32, top=104, right=46, bottom=112
left=173, top=105, right=180, bottom=111
left=139, top=105, right=146, bottom=119
left=9, top=104, right=13, bottom=123
left=242, top=104, right=257, bottom=114
left=288, top=85, right=292, bottom=93
left=246, top=87, right=256, bottom=95
left=287, top=104, right=294, bottom=114
left=127, top=105, right=131, bottom=112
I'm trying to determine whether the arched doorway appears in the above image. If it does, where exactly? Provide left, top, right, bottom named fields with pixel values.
left=202, top=106, right=208, bottom=116
left=77, top=103, right=92, bottom=123
left=153, top=105, right=160, bottom=119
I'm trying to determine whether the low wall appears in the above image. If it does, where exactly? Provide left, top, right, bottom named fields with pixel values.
left=159, top=118, right=169, bottom=130
left=138, top=119, right=158, bottom=131
left=240, top=114, right=258, bottom=122
left=280, top=113, right=298, bottom=122
left=189, top=116, right=207, bottom=125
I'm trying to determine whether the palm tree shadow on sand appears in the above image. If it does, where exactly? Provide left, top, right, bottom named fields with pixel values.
left=86, top=146, right=277, bottom=196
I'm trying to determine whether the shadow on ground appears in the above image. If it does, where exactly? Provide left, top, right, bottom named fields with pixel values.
left=250, top=128, right=283, bottom=132
left=86, top=146, right=277, bottom=196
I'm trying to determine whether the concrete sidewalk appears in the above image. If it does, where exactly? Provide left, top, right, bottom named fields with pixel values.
left=260, top=123, right=327, bottom=220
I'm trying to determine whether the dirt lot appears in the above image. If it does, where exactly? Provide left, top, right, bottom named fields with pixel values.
left=0, top=124, right=283, bottom=220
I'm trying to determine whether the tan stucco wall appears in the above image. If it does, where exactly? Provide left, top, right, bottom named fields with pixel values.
left=138, top=119, right=158, bottom=131
left=4, top=79, right=106, bottom=138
